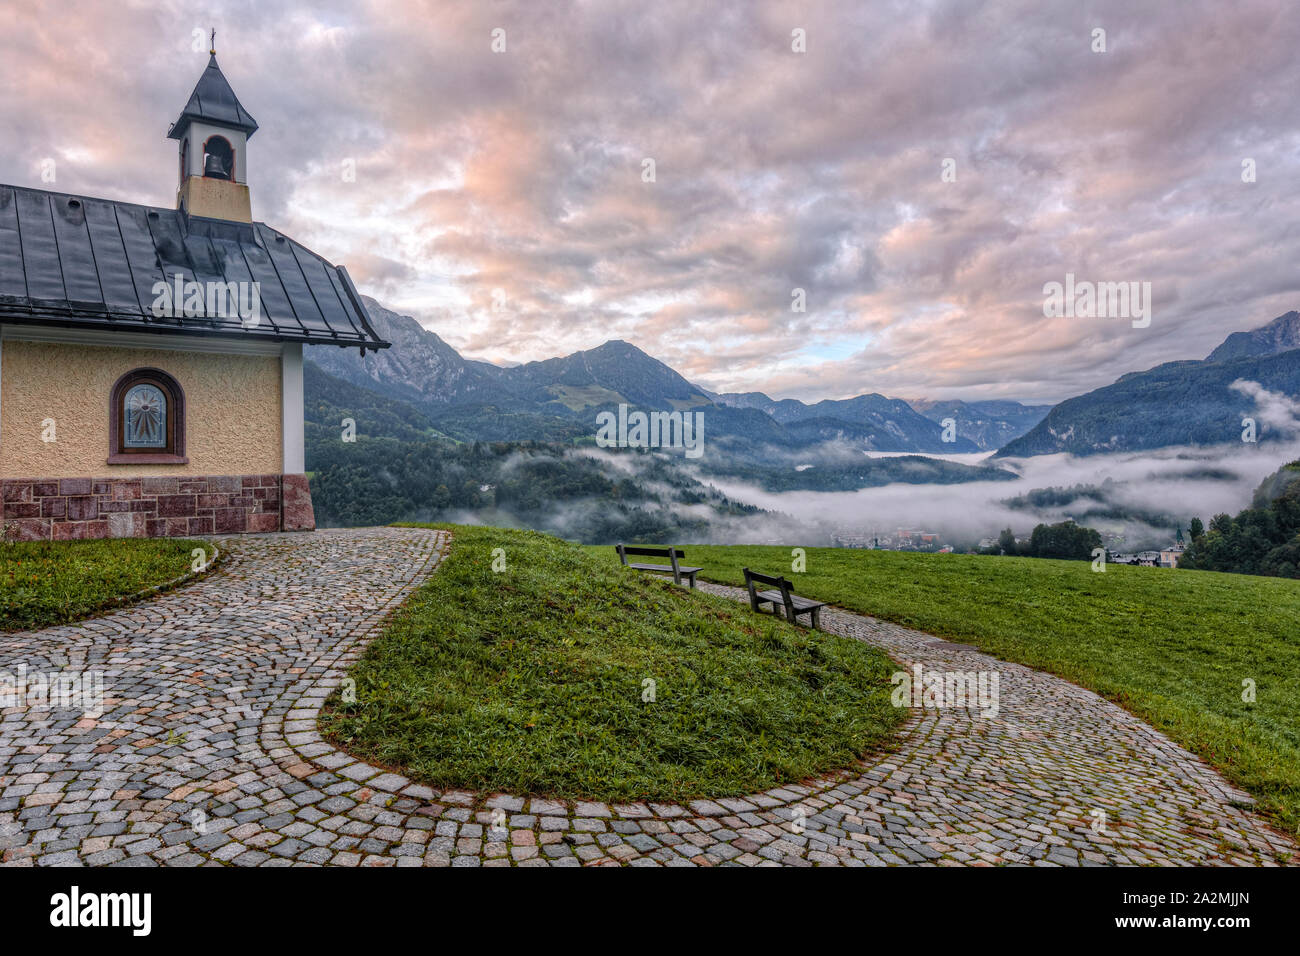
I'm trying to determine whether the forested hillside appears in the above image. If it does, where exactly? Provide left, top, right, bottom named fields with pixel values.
left=1179, top=460, right=1300, bottom=578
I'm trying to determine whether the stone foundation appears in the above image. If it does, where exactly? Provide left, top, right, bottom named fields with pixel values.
left=280, top=473, right=316, bottom=532
left=1, top=474, right=316, bottom=541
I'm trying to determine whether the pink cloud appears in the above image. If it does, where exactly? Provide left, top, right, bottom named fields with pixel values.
left=2, top=0, right=1298, bottom=404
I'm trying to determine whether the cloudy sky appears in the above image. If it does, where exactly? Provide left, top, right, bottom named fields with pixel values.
left=3, top=0, right=1297, bottom=404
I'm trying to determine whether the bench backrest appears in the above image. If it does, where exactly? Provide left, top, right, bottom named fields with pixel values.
left=617, top=545, right=685, bottom=560
left=616, top=543, right=683, bottom=582
left=743, top=567, right=796, bottom=615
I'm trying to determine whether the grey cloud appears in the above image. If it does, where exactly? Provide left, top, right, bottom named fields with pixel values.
left=4, top=0, right=1299, bottom=405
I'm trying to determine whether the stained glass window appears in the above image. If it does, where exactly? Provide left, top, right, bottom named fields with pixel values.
left=123, top=383, right=167, bottom=448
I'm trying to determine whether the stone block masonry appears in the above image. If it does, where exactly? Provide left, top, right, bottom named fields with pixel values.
left=1, top=473, right=315, bottom=541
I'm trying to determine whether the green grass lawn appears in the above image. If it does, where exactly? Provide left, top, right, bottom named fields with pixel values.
left=0, top=537, right=215, bottom=632
left=587, top=543, right=1300, bottom=837
left=320, top=525, right=904, bottom=802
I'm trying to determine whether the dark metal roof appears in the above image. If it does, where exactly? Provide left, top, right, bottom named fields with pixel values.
left=168, top=54, right=259, bottom=140
left=0, top=183, right=389, bottom=351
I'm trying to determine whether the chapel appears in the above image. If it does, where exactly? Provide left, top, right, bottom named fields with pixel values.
left=0, top=44, right=387, bottom=541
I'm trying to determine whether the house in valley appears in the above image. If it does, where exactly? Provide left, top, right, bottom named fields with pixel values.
left=0, top=46, right=387, bottom=541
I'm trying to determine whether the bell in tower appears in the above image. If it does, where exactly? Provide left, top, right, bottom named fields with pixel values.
left=168, top=32, right=259, bottom=221
left=203, top=139, right=234, bottom=181
left=203, top=153, right=230, bottom=180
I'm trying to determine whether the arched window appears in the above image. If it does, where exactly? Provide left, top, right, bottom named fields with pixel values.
left=109, top=369, right=187, bottom=464
left=202, top=135, right=235, bottom=181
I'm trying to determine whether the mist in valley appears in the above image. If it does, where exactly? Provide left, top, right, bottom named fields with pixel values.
left=694, top=441, right=1300, bottom=550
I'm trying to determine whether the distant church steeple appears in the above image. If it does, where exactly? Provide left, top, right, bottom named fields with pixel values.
left=168, top=35, right=259, bottom=222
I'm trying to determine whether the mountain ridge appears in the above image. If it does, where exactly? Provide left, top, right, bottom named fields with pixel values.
left=997, top=310, right=1300, bottom=457
left=1207, top=310, right=1300, bottom=363
left=308, top=297, right=1046, bottom=455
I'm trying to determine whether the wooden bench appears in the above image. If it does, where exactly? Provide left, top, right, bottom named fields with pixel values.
left=615, top=544, right=702, bottom=588
left=743, top=568, right=826, bottom=629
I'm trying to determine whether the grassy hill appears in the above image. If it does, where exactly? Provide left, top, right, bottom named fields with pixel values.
left=588, top=543, right=1300, bottom=837
left=1, top=538, right=215, bottom=632
left=320, top=526, right=903, bottom=801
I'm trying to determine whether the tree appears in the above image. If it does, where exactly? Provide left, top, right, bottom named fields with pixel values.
left=432, top=484, right=451, bottom=510
left=1026, top=520, right=1102, bottom=560
left=1260, top=538, right=1300, bottom=578
left=1179, top=460, right=1300, bottom=578
left=997, top=527, right=1018, bottom=556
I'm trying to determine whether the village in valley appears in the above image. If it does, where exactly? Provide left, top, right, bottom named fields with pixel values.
left=832, top=525, right=1188, bottom=567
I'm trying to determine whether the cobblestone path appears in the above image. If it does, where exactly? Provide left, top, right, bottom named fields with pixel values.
left=0, top=527, right=1293, bottom=866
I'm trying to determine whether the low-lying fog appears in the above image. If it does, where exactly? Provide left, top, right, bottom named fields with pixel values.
left=702, top=442, right=1300, bottom=549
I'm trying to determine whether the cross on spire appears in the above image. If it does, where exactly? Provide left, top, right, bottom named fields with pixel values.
left=209, top=29, right=216, bottom=56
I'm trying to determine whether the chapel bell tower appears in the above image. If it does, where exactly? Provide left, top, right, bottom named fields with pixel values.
left=168, top=31, right=259, bottom=222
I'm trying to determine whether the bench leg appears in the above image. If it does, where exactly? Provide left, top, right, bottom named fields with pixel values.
left=810, top=607, right=821, bottom=630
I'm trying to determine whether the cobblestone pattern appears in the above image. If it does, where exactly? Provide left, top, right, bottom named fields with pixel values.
left=0, top=528, right=1293, bottom=867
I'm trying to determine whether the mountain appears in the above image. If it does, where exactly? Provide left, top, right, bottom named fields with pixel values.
left=1207, top=310, right=1300, bottom=363
left=311, top=298, right=716, bottom=415
left=300, top=358, right=793, bottom=540
left=307, top=297, right=508, bottom=408
left=701, top=453, right=1020, bottom=493
left=714, top=392, right=981, bottom=452
left=508, top=339, right=712, bottom=410
left=998, top=311, right=1300, bottom=457
left=909, top=399, right=1053, bottom=451
left=715, top=391, right=1048, bottom=452
left=712, top=391, right=798, bottom=418
left=300, top=358, right=1017, bottom=538
left=309, top=298, right=998, bottom=458
left=304, top=361, right=449, bottom=444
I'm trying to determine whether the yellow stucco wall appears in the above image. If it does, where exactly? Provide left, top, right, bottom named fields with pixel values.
left=0, top=339, right=281, bottom=478
left=178, top=176, right=253, bottom=223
